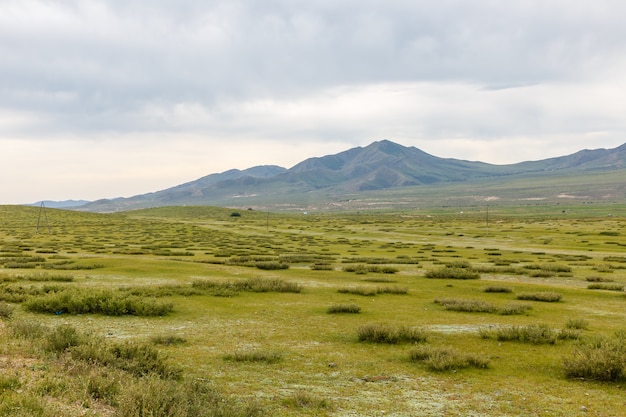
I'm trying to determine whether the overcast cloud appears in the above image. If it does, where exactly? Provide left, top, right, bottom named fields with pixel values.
left=1, top=0, right=626, bottom=203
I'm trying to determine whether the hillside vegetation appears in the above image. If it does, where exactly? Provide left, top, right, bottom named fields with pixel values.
left=1, top=204, right=626, bottom=416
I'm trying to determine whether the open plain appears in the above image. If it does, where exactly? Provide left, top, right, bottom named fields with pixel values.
left=1, top=203, right=625, bottom=416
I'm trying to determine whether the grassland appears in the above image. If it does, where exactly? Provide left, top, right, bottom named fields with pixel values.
left=1, top=203, right=625, bottom=416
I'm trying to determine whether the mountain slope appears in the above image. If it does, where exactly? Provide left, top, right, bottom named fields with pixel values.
left=77, top=140, right=626, bottom=212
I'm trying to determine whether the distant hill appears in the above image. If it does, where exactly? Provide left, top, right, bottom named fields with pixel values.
left=29, top=200, right=91, bottom=209
left=77, top=140, right=626, bottom=212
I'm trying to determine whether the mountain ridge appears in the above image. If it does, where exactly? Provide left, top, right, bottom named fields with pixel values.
left=75, top=140, right=626, bottom=212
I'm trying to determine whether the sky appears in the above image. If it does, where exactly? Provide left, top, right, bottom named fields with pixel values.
left=1, top=0, right=626, bottom=204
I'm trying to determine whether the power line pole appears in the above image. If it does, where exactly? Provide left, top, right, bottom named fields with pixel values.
left=35, top=201, right=51, bottom=234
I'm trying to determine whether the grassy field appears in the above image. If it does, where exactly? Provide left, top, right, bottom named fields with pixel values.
left=1, top=203, right=625, bottom=416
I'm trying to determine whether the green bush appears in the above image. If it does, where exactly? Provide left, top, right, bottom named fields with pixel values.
left=563, top=331, right=626, bottom=382
left=484, top=286, right=512, bottom=293
left=116, top=375, right=266, bottom=417
left=357, top=323, right=428, bottom=344
left=235, top=277, right=302, bottom=293
left=587, top=283, right=624, bottom=291
left=480, top=324, right=558, bottom=345
left=255, top=261, right=289, bottom=270
left=327, top=303, right=361, bottom=314
left=565, top=318, right=589, bottom=330
left=516, top=292, right=562, bottom=302
left=223, top=350, right=283, bottom=364
left=338, top=286, right=377, bottom=296
left=23, top=288, right=174, bottom=316
left=434, top=298, right=531, bottom=315
left=409, top=345, right=489, bottom=371
left=376, top=286, right=409, bottom=295
left=425, top=267, right=480, bottom=280
left=0, top=301, right=14, bottom=319
left=149, top=334, right=187, bottom=346
left=8, top=319, right=47, bottom=339
left=43, top=324, right=84, bottom=353
left=282, top=390, right=332, bottom=410
left=71, top=340, right=182, bottom=380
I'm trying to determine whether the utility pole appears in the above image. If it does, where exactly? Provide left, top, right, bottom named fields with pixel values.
left=36, top=201, right=51, bottom=234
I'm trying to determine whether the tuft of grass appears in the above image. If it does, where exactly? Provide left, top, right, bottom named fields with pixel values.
left=357, top=323, right=428, bottom=344
left=327, top=303, right=361, bottom=314
left=409, top=345, right=489, bottom=371
left=516, top=292, right=562, bottom=302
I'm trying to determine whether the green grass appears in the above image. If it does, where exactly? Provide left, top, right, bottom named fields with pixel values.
left=1, top=204, right=626, bottom=416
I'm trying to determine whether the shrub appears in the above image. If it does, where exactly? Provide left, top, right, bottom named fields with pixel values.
left=480, top=324, right=558, bottom=345
left=23, top=288, right=174, bottom=316
left=70, top=340, right=182, bottom=380
left=563, top=331, right=626, bottom=382
left=585, top=276, right=614, bottom=282
left=357, top=323, right=428, bottom=344
left=342, top=264, right=370, bottom=274
left=565, top=318, right=589, bottom=330
left=425, top=267, right=480, bottom=280
left=516, top=292, right=562, bottom=302
left=338, top=286, right=377, bottom=296
left=255, top=262, right=289, bottom=270
left=587, top=283, right=624, bottom=291
left=376, top=286, right=409, bottom=295
left=223, top=349, right=283, bottom=364
left=18, top=272, right=74, bottom=282
left=149, top=334, right=187, bottom=346
left=558, top=328, right=582, bottom=341
left=282, top=390, right=332, bottom=410
left=444, top=260, right=471, bottom=269
left=235, top=277, right=302, bottom=293
left=434, top=298, right=495, bottom=313
left=327, top=303, right=361, bottom=314
left=43, top=324, right=84, bottom=353
left=361, top=277, right=397, bottom=283
left=484, top=286, right=513, bottom=293
left=409, top=345, right=489, bottom=371
left=496, top=303, right=533, bottom=315
left=0, top=301, right=14, bottom=319
left=116, top=375, right=266, bottom=417
left=310, top=263, right=334, bottom=270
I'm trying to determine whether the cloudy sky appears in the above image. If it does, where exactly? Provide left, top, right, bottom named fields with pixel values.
left=1, top=0, right=625, bottom=203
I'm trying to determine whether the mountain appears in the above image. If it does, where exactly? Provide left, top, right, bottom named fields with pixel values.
left=29, top=200, right=91, bottom=209
left=77, top=140, right=626, bottom=212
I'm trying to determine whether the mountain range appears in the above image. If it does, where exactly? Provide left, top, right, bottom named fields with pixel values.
left=76, top=140, right=626, bottom=212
